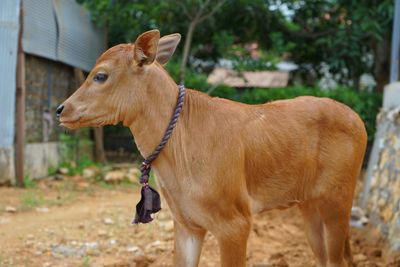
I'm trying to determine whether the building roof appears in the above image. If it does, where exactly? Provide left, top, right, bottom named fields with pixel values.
left=207, top=68, right=289, bottom=88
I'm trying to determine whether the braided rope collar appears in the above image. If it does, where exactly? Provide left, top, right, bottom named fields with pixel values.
left=132, top=84, right=186, bottom=224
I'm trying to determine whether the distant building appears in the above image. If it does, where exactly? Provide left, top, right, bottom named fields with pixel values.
left=207, top=67, right=290, bottom=88
left=0, top=0, right=106, bottom=184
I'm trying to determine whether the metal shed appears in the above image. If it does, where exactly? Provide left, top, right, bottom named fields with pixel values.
left=0, top=0, right=106, bottom=184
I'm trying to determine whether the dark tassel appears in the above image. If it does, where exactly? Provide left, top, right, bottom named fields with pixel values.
left=132, top=184, right=161, bottom=224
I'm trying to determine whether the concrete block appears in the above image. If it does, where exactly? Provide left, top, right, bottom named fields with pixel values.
left=384, top=82, right=400, bottom=108
left=0, top=147, right=15, bottom=185
left=25, top=142, right=61, bottom=178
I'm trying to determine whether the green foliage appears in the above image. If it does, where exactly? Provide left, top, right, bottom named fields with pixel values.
left=58, top=130, right=94, bottom=175
left=77, top=0, right=393, bottom=89
left=82, top=256, right=91, bottom=267
left=59, top=155, right=100, bottom=176
left=232, top=57, right=276, bottom=72
left=268, top=0, right=393, bottom=87
left=23, top=175, right=37, bottom=189
left=48, top=165, right=58, bottom=176
left=212, top=30, right=280, bottom=72
left=212, top=31, right=235, bottom=58
left=59, top=133, right=78, bottom=162
left=77, top=0, right=187, bottom=46
left=269, top=32, right=296, bottom=56
left=20, top=192, right=45, bottom=209
left=59, top=132, right=92, bottom=163
left=165, top=60, right=210, bottom=91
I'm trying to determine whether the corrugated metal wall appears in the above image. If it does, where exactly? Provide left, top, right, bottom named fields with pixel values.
left=0, top=0, right=20, bottom=148
left=22, top=0, right=106, bottom=72
left=54, top=0, right=106, bottom=71
left=22, top=0, right=57, bottom=60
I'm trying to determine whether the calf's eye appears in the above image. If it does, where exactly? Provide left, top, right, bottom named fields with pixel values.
left=93, top=73, right=108, bottom=83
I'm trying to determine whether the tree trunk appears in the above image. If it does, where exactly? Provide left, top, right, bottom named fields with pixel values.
left=15, top=3, right=25, bottom=187
left=180, top=20, right=197, bottom=83
left=373, top=34, right=391, bottom=92
left=93, top=127, right=106, bottom=163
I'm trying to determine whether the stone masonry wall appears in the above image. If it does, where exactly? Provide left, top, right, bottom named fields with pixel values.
left=25, top=54, right=76, bottom=142
left=364, top=107, right=400, bottom=251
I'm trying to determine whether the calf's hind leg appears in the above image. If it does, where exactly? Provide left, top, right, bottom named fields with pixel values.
left=344, top=235, right=353, bottom=267
left=299, top=201, right=327, bottom=267
left=319, top=197, right=353, bottom=267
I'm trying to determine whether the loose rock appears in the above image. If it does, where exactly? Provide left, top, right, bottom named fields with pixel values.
left=127, top=168, right=140, bottom=183
left=132, top=254, right=154, bottom=267
left=370, top=249, right=382, bottom=258
left=36, top=207, right=50, bottom=213
left=58, top=167, right=69, bottom=175
left=98, top=230, right=108, bottom=237
left=127, top=245, right=143, bottom=255
left=83, top=167, right=99, bottom=179
left=104, top=170, right=126, bottom=183
left=5, top=206, right=17, bottom=213
left=51, top=244, right=85, bottom=257
left=109, top=239, right=117, bottom=246
left=350, top=206, right=369, bottom=228
left=0, top=217, right=10, bottom=224
left=274, top=258, right=289, bottom=267
left=354, top=253, right=368, bottom=263
left=161, top=220, right=174, bottom=232
left=103, top=218, right=115, bottom=225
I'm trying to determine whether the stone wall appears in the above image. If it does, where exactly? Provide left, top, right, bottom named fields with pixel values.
left=25, top=54, right=76, bottom=142
left=22, top=55, right=85, bottom=180
left=361, top=83, right=400, bottom=253
left=363, top=107, right=400, bottom=251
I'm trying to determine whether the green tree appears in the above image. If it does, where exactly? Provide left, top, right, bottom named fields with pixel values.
left=78, top=0, right=226, bottom=82
left=267, top=0, right=393, bottom=90
left=78, top=0, right=393, bottom=91
left=176, top=0, right=226, bottom=82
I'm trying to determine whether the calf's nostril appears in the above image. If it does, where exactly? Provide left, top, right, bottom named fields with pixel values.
left=56, top=104, right=64, bottom=117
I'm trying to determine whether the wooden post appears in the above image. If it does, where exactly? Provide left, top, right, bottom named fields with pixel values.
left=15, top=3, right=25, bottom=187
left=73, top=68, right=107, bottom=163
left=93, top=126, right=106, bottom=163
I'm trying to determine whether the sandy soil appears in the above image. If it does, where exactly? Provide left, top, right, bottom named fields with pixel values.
left=0, top=178, right=398, bottom=267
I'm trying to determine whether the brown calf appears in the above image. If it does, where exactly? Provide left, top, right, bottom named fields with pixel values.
left=57, top=30, right=367, bottom=267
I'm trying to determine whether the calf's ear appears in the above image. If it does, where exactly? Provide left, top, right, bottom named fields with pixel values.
left=156, top=33, right=181, bottom=65
left=134, top=30, right=160, bottom=65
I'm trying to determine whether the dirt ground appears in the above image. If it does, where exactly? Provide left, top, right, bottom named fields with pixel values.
left=0, top=177, right=399, bottom=267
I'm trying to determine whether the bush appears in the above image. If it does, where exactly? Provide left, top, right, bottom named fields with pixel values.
left=165, top=60, right=211, bottom=91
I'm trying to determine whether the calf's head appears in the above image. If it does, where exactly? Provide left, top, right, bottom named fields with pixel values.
left=57, top=30, right=181, bottom=129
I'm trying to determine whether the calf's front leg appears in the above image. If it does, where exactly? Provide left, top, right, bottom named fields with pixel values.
left=174, top=221, right=206, bottom=267
left=215, top=217, right=251, bottom=267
